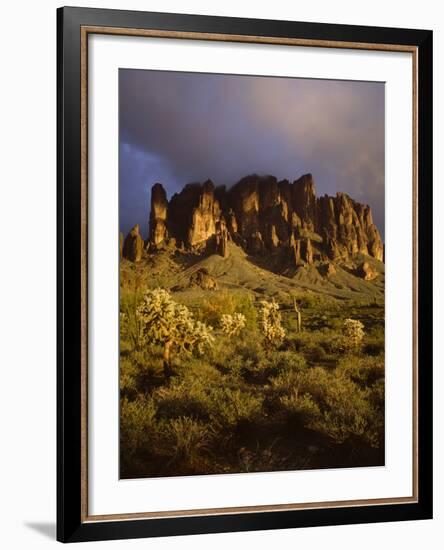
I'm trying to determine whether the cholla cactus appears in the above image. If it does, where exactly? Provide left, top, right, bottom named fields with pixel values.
left=137, top=288, right=214, bottom=376
left=342, top=318, right=365, bottom=351
left=220, top=313, right=246, bottom=337
left=259, top=299, right=286, bottom=347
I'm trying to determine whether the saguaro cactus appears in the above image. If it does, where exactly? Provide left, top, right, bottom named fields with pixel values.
left=293, top=297, right=302, bottom=332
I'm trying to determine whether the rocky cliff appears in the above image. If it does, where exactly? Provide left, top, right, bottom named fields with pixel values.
left=124, top=174, right=383, bottom=267
left=122, top=223, right=144, bottom=262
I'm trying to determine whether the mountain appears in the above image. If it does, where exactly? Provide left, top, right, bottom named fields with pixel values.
left=120, top=174, right=385, bottom=301
left=145, top=173, right=383, bottom=263
left=121, top=174, right=384, bottom=300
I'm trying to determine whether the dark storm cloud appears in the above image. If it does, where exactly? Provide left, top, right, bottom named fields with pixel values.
left=119, top=69, right=384, bottom=239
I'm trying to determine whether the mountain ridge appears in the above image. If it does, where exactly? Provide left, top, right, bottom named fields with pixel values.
left=125, top=173, right=383, bottom=266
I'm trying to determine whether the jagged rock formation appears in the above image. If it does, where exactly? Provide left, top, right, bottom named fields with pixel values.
left=149, top=183, right=169, bottom=247
left=215, top=217, right=229, bottom=258
left=321, top=262, right=337, bottom=277
left=189, top=268, right=218, bottom=290
left=143, top=173, right=383, bottom=266
left=357, top=261, right=378, bottom=281
left=290, top=232, right=314, bottom=267
left=122, top=224, right=144, bottom=262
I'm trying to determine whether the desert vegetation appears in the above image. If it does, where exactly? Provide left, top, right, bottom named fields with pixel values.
left=120, top=274, right=384, bottom=478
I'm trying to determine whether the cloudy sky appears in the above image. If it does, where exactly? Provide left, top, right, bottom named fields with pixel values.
left=119, top=69, right=385, bottom=239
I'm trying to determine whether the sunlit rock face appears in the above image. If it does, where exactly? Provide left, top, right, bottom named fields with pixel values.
left=149, top=183, right=169, bottom=247
left=318, top=191, right=383, bottom=261
left=146, top=173, right=384, bottom=264
left=123, top=224, right=144, bottom=262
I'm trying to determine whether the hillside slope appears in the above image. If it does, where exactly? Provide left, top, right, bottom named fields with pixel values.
left=121, top=242, right=384, bottom=302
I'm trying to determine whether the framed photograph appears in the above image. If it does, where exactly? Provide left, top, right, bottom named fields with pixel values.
left=57, top=6, right=433, bottom=543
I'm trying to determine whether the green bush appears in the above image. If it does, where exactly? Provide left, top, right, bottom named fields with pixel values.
left=120, top=357, right=140, bottom=398
left=311, top=375, right=376, bottom=445
left=337, top=355, right=384, bottom=389
left=304, top=342, right=328, bottom=362
left=218, top=335, right=267, bottom=380
left=120, top=397, right=158, bottom=471
left=289, top=330, right=342, bottom=362
left=269, top=369, right=305, bottom=397
left=270, top=365, right=384, bottom=447
left=279, top=392, right=321, bottom=424
left=369, top=378, right=385, bottom=409
left=197, top=289, right=257, bottom=329
left=267, top=350, right=306, bottom=376
left=155, top=379, right=213, bottom=421
left=119, top=280, right=385, bottom=476
left=152, top=359, right=264, bottom=429
left=120, top=290, right=144, bottom=351
left=120, top=348, right=163, bottom=398
left=212, top=388, right=263, bottom=428
left=218, top=343, right=305, bottom=385
left=363, top=330, right=385, bottom=356
left=290, top=366, right=332, bottom=403
left=289, top=291, right=332, bottom=309
left=161, top=417, right=213, bottom=468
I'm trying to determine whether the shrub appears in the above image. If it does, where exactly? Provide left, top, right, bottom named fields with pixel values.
left=266, top=351, right=306, bottom=393
left=270, top=365, right=383, bottom=447
left=211, top=388, right=263, bottom=428
left=279, top=392, right=321, bottom=424
left=267, top=350, right=306, bottom=376
left=302, top=342, right=328, bottom=362
left=120, top=397, right=158, bottom=465
left=290, top=290, right=336, bottom=309
left=363, top=331, right=385, bottom=356
left=175, top=356, right=225, bottom=385
left=120, top=346, right=165, bottom=399
left=198, top=290, right=257, bottom=329
left=369, top=378, right=385, bottom=412
left=154, top=378, right=214, bottom=421
left=162, top=417, right=212, bottom=467
left=120, top=292, right=144, bottom=351
left=289, top=330, right=342, bottom=361
left=269, top=369, right=302, bottom=397
left=337, top=355, right=384, bottom=389
left=217, top=335, right=267, bottom=379
left=120, top=357, right=139, bottom=398
left=311, top=375, right=374, bottom=444
left=120, top=281, right=386, bottom=476
left=292, top=366, right=332, bottom=403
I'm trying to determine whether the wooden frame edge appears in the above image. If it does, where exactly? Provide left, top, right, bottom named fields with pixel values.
left=80, top=25, right=89, bottom=523
left=82, top=25, right=418, bottom=53
left=84, top=496, right=418, bottom=523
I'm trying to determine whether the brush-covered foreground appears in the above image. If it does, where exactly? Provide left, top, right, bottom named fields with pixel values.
left=120, top=246, right=384, bottom=479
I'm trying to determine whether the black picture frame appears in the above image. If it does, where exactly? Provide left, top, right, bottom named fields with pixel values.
left=57, top=6, right=433, bottom=543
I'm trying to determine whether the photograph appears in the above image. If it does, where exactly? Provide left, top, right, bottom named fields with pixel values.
left=52, top=4, right=433, bottom=543
left=118, top=69, right=386, bottom=479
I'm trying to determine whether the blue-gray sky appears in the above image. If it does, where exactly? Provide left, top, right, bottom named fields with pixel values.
left=119, top=69, right=385, bottom=239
